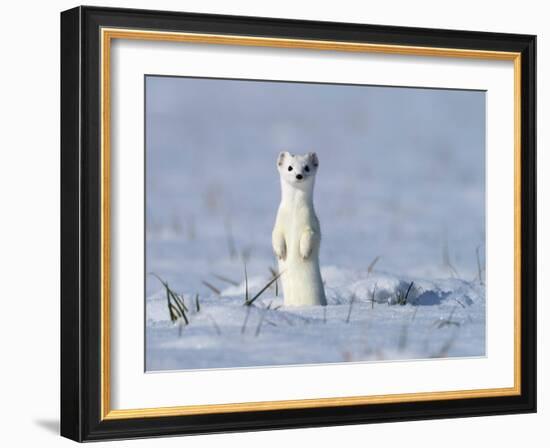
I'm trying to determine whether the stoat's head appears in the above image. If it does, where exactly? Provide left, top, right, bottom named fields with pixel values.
left=277, top=151, right=319, bottom=189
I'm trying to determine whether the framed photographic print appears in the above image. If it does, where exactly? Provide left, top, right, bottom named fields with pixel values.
left=60, top=6, right=537, bottom=441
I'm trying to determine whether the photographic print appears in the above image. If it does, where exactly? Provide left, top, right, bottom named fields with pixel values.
left=61, top=7, right=536, bottom=440
left=145, top=76, right=486, bottom=371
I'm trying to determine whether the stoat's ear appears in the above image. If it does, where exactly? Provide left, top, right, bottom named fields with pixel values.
left=308, top=152, right=319, bottom=168
left=277, top=151, right=289, bottom=167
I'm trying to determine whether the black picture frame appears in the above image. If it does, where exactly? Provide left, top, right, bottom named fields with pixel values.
left=61, top=5, right=536, bottom=442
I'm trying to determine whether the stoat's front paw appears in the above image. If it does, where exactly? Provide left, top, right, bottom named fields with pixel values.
left=300, top=244, right=312, bottom=260
left=300, top=238, right=313, bottom=259
left=273, top=238, right=287, bottom=260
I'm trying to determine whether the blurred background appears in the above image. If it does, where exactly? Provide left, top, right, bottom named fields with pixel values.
left=145, top=76, right=485, bottom=296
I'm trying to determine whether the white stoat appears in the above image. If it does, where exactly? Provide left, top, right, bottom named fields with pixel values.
left=272, top=151, right=327, bottom=307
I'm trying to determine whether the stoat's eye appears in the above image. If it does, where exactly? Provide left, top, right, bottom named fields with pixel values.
left=304, top=165, right=310, bottom=172
left=288, top=166, right=293, bottom=172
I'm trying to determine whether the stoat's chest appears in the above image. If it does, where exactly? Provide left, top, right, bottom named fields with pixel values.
left=278, top=199, right=318, bottom=242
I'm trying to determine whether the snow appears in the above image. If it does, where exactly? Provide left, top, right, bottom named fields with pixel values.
left=145, top=76, right=486, bottom=371
left=146, top=268, right=485, bottom=371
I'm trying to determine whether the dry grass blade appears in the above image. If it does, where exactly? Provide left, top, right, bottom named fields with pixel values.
left=241, top=246, right=253, bottom=263
left=443, top=241, right=460, bottom=278
left=396, top=281, right=414, bottom=306
left=345, top=293, right=356, bottom=323
left=405, top=282, right=414, bottom=300
left=435, top=306, right=461, bottom=329
left=453, top=298, right=466, bottom=308
left=244, top=263, right=249, bottom=304
left=169, top=303, right=181, bottom=320
left=433, top=331, right=458, bottom=357
left=281, top=311, right=311, bottom=324
left=244, top=271, right=284, bottom=306
left=195, top=293, right=200, bottom=312
left=171, top=293, right=189, bottom=325
left=207, top=314, right=222, bottom=336
left=241, top=305, right=251, bottom=334
left=255, top=301, right=272, bottom=336
left=202, top=280, right=221, bottom=296
left=150, top=272, right=188, bottom=324
left=212, top=273, right=239, bottom=287
left=367, top=255, right=381, bottom=275
left=437, top=320, right=460, bottom=329
left=149, top=273, right=175, bottom=320
left=277, top=312, right=294, bottom=326
left=166, top=293, right=177, bottom=322
left=269, top=267, right=279, bottom=296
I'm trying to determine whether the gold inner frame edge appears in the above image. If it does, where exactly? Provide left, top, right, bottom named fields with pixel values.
left=100, top=27, right=522, bottom=421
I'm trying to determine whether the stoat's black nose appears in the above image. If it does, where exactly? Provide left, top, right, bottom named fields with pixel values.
left=296, top=174, right=303, bottom=180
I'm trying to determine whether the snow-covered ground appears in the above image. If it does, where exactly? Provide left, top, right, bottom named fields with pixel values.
left=145, top=76, right=486, bottom=371
left=146, top=268, right=485, bottom=370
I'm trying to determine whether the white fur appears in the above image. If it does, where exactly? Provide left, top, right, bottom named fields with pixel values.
left=272, top=152, right=327, bottom=307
